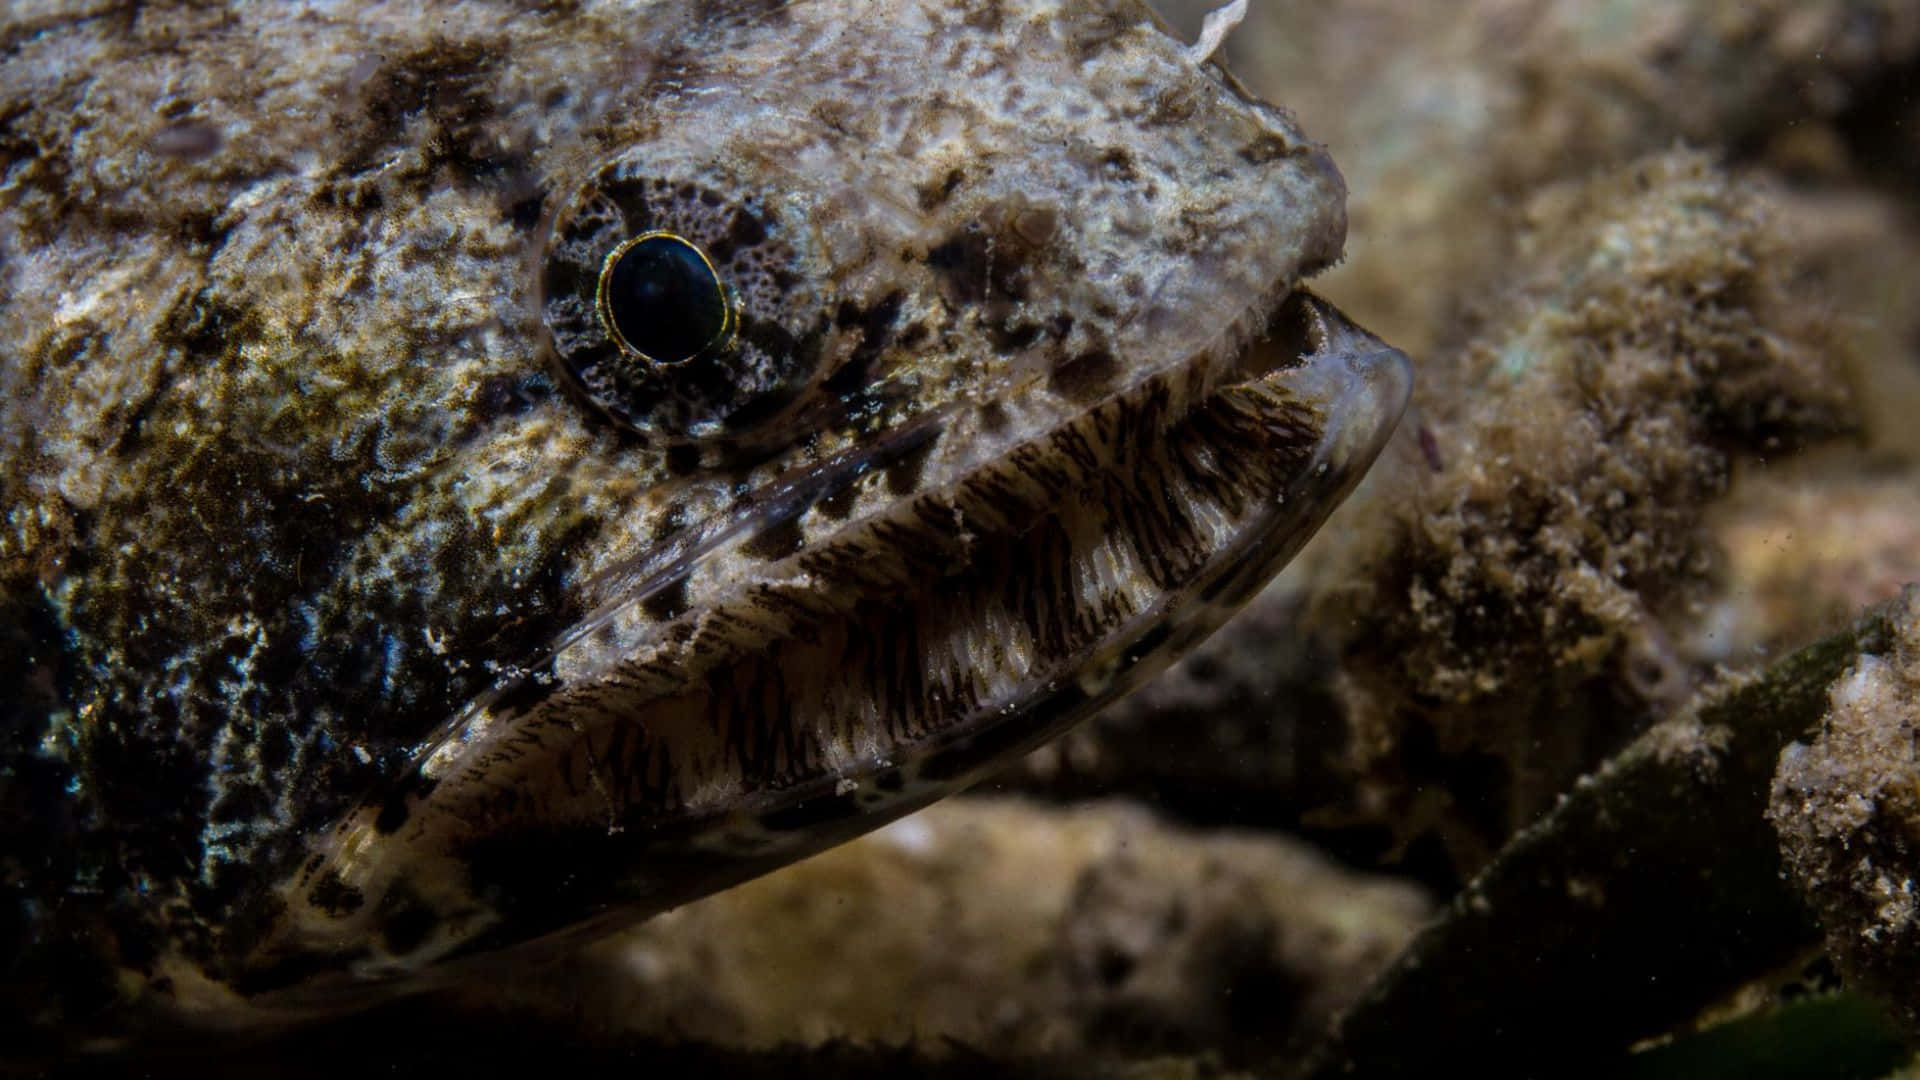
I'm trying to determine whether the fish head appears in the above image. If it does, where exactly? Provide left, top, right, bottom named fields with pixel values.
left=0, top=0, right=1409, bottom=1040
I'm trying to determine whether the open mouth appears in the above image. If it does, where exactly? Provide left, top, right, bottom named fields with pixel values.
left=244, top=286, right=1409, bottom=1003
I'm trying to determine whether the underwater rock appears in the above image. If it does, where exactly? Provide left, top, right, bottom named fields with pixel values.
left=1698, top=466, right=1920, bottom=661
left=1770, top=586, right=1920, bottom=1034
left=1302, top=592, right=1913, bottom=1077
left=494, top=797, right=1428, bottom=1062
left=1322, top=151, right=1856, bottom=865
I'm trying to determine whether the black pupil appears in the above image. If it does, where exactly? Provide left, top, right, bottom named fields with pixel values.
left=604, top=235, right=728, bottom=363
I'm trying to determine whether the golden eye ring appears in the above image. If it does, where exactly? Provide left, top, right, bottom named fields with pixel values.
left=594, top=230, right=737, bottom=367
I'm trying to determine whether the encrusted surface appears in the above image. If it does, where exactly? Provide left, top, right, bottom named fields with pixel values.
left=1319, top=153, right=1855, bottom=860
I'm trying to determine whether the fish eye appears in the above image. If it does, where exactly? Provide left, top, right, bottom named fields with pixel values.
left=596, top=231, right=736, bottom=367
left=538, top=157, right=828, bottom=448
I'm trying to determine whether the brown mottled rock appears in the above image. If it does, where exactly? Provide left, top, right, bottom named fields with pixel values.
left=1320, top=151, right=1856, bottom=865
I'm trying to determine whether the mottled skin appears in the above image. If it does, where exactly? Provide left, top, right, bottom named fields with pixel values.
left=0, top=0, right=1408, bottom=1046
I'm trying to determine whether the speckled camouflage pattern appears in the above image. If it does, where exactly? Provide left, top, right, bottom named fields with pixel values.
left=0, top=0, right=1407, bottom=1045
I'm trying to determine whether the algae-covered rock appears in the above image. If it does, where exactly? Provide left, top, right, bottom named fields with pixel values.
left=1312, top=151, right=1855, bottom=864
left=1771, top=587, right=1920, bottom=1034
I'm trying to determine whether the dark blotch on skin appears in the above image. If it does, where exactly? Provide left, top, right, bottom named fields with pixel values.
left=716, top=378, right=804, bottom=434
left=826, top=290, right=906, bottom=397
left=815, top=483, right=860, bottom=521
left=1142, top=85, right=1200, bottom=128
left=150, top=122, right=222, bottom=161
left=706, top=206, right=769, bottom=262
left=339, top=39, right=514, bottom=183
left=1010, top=204, right=1060, bottom=248
left=376, top=889, right=440, bottom=957
left=641, top=574, right=693, bottom=621
left=1062, top=9, right=1131, bottom=60
left=741, top=516, right=805, bottom=560
left=1097, top=147, right=1138, bottom=182
left=1238, top=134, right=1294, bottom=165
left=600, top=177, right=660, bottom=238
left=916, top=167, right=966, bottom=211
left=665, top=443, right=702, bottom=476
left=962, top=0, right=1006, bottom=31
left=471, top=371, right=550, bottom=425
left=885, top=431, right=940, bottom=496
left=370, top=772, right=438, bottom=836
left=306, top=872, right=366, bottom=917
left=927, top=225, right=1027, bottom=305
left=506, top=192, right=545, bottom=230
left=1048, top=349, right=1119, bottom=401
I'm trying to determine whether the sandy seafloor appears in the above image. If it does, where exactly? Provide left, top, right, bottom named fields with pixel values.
left=62, top=2, right=1920, bottom=1078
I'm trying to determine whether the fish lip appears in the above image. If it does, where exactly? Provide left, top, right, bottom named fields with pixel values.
left=1258, top=287, right=1412, bottom=421
left=1218, top=287, right=1408, bottom=395
left=1202, top=286, right=1414, bottom=473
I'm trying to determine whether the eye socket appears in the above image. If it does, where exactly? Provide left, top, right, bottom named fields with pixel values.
left=596, top=232, right=737, bottom=367
left=538, top=158, right=827, bottom=447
